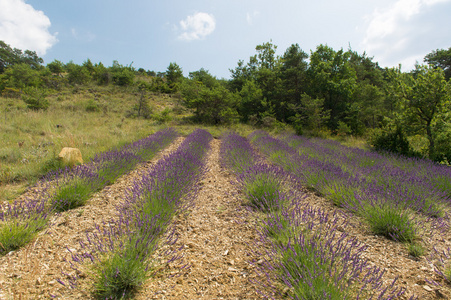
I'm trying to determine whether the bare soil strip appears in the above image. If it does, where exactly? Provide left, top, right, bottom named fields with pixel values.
left=0, top=137, right=184, bottom=299
left=136, top=138, right=265, bottom=299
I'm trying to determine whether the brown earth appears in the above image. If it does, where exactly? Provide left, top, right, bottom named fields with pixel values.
left=0, top=136, right=450, bottom=299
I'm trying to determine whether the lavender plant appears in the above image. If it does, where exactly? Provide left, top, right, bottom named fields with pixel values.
left=219, top=132, right=258, bottom=174
left=250, top=131, right=441, bottom=244
left=236, top=163, right=289, bottom=211
left=221, top=131, right=411, bottom=299
left=266, top=205, right=409, bottom=300
left=48, top=128, right=177, bottom=212
left=0, top=215, right=48, bottom=255
left=63, top=129, right=212, bottom=299
left=0, top=128, right=178, bottom=256
left=0, top=194, right=48, bottom=254
left=220, top=132, right=289, bottom=211
left=282, top=133, right=451, bottom=217
left=428, top=247, right=451, bottom=285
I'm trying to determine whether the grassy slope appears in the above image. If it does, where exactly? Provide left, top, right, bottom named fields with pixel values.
left=0, top=84, right=174, bottom=199
left=0, top=82, right=263, bottom=201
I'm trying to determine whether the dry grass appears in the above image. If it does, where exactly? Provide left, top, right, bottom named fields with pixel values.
left=0, top=85, right=178, bottom=201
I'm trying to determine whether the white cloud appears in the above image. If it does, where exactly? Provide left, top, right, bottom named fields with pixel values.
left=178, top=12, right=216, bottom=41
left=246, top=11, right=260, bottom=25
left=0, top=0, right=57, bottom=55
left=71, top=28, right=96, bottom=42
left=362, top=0, right=451, bottom=70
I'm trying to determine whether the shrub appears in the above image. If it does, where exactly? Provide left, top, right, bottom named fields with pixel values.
left=23, top=88, right=49, bottom=110
left=336, top=120, right=352, bottom=138
left=85, top=99, right=100, bottom=112
left=370, top=126, right=413, bottom=157
left=153, top=108, right=171, bottom=124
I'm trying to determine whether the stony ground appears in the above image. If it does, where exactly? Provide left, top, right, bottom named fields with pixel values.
left=0, top=136, right=450, bottom=299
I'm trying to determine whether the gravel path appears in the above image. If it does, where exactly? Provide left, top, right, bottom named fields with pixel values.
left=136, top=138, right=266, bottom=299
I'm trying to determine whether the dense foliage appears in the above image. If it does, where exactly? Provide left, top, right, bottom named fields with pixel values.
left=1, top=40, right=450, bottom=162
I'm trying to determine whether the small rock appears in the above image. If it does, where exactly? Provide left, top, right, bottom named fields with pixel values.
left=58, top=147, right=83, bottom=167
left=223, top=249, right=229, bottom=256
left=423, top=285, right=433, bottom=292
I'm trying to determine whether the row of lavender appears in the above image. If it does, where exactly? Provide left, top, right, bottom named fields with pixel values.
left=250, top=131, right=451, bottom=246
left=62, top=129, right=212, bottom=299
left=0, top=128, right=178, bottom=255
left=220, top=132, right=409, bottom=299
left=282, top=134, right=451, bottom=215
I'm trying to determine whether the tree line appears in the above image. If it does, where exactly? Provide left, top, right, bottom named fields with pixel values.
left=0, top=40, right=450, bottom=163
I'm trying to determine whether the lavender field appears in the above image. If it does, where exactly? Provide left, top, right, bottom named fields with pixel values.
left=0, top=129, right=450, bottom=299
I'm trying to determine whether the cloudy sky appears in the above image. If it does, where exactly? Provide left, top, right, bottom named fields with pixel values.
left=1, top=0, right=450, bottom=78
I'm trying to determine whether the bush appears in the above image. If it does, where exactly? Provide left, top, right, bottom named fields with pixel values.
left=85, top=99, right=100, bottom=112
left=370, top=126, right=413, bottom=157
left=23, top=88, right=49, bottom=110
left=153, top=108, right=171, bottom=124
left=432, top=113, right=451, bottom=164
left=336, top=121, right=352, bottom=138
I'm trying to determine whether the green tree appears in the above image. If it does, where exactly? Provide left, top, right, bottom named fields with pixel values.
left=1, top=63, right=41, bottom=89
left=389, top=65, right=450, bottom=158
left=424, top=47, right=451, bottom=81
left=0, top=40, right=43, bottom=73
left=279, top=44, right=309, bottom=122
left=189, top=68, right=217, bottom=88
left=289, top=93, right=330, bottom=135
left=229, top=60, right=251, bottom=92
left=65, top=61, right=91, bottom=85
left=166, top=62, right=183, bottom=91
left=181, top=69, right=239, bottom=124
left=110, top=61, right=135, bottom=86
left=92, top=62, right=111, bottom=85
left=238, top=80, right=264, bottom=123
left=47, top=59, right=65, bottom=76
left=307, top=45, right=357, bottom=131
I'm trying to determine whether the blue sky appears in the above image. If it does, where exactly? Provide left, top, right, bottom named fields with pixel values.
left=1, top=0, right=450, bottom=79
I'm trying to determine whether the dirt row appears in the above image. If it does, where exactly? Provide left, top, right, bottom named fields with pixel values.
left=0, top=138, right=187, bottom=299
left=1, top=136, right=450, bottom=299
